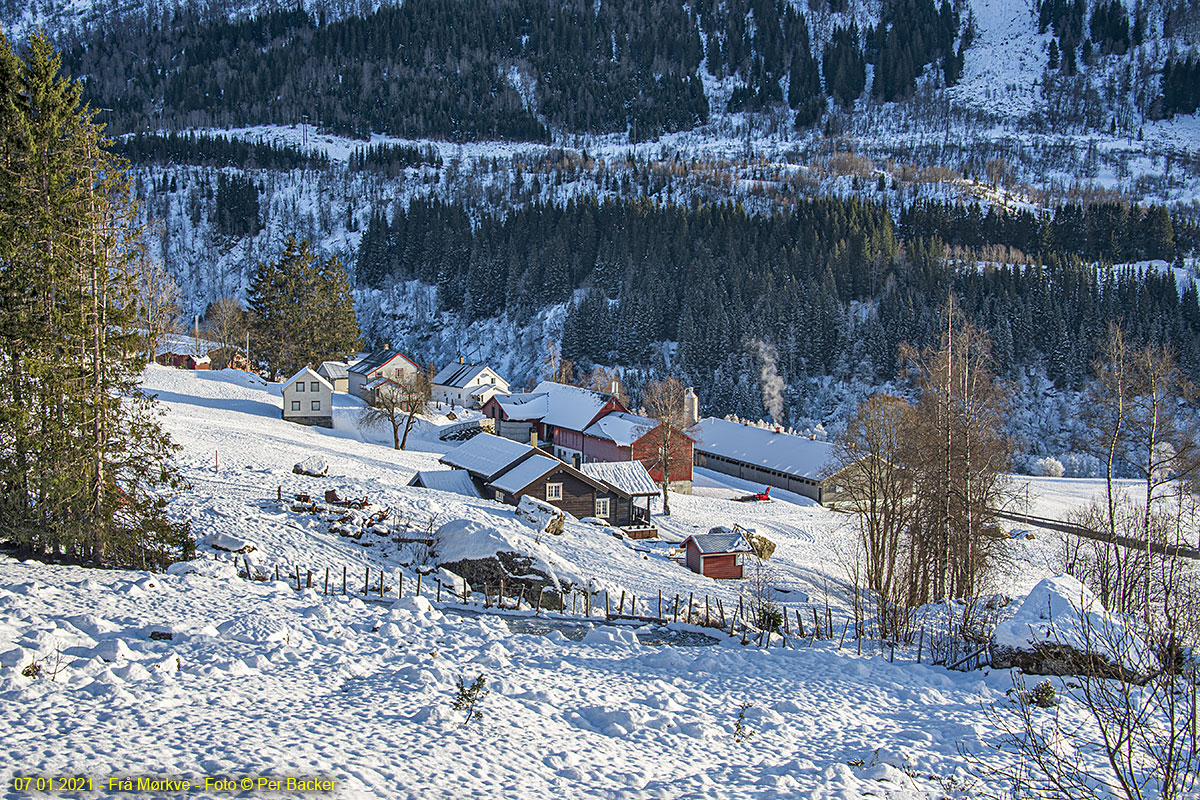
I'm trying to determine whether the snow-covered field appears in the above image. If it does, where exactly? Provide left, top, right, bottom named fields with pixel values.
left=0, top=367, right=1140, bottom=798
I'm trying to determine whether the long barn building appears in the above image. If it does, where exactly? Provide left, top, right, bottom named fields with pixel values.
left=691, top=418, right=846, bottom=505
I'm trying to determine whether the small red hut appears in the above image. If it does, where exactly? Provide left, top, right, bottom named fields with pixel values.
left=682, top=528, right=753, bottom=579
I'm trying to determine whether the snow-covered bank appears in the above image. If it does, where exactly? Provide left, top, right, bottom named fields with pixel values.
left=2, top=557, right=1025, bottom=799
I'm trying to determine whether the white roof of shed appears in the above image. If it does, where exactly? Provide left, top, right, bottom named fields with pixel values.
left=440, top=433, right=535, bottom=479
left=317, top=361, right=348, bottom=381
left=583, top=412, right=656, bottom=446
left=492, top=392, right=549, bottom=421
left=685, top=529, right=753, bottom=555
left=487, top=455, right=562, bottom=495
left=691, top=418, right=834, bottom=479
left=408, top=470, right=482, bottom=498
left=580, top=461, right=659, bottom=495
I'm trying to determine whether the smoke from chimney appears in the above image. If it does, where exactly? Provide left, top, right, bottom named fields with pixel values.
left=747, top=338, right=786, bottom=424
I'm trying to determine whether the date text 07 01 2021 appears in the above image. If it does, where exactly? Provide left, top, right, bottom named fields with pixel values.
left=13, top=776, right=339, bottom=793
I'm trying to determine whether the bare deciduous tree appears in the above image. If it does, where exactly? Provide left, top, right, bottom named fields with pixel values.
left=639, top=377, right=693, bottom=517
left=126, top=244, right=180, bottom=361
left=901, top=296, right=1013, bottom=605
left=204, top=295, right=248, bottom=355
left=363, top=366, right=434, bottom=450
left=831, top=393, right=916, bottom=638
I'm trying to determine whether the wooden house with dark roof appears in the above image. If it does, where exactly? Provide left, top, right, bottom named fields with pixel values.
left=348, top=349, right=419, bottom=403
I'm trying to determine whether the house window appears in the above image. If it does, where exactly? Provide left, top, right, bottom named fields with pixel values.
left=311, top=400, right=321, bottom=411
left=291, top=401, right=300, bottom=411
left=595, top=497, right=610, bottom=518
left=296, top=381, right=305, bottom=392
left=495, top=490, right=505, bottom=502
left=310, top=381, right=319, bottom=392
left=545, top=482, right=563, bottom=501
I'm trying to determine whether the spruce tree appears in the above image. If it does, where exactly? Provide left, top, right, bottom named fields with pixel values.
left=0, top=32, right=190, bottom=568
left=247, top=237, right=362, bottom=378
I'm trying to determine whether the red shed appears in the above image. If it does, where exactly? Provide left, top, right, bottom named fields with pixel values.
left=682, top=528, right=753, bottom=579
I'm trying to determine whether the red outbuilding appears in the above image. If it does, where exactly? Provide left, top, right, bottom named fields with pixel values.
left=681, top=528, right=754, bottom=579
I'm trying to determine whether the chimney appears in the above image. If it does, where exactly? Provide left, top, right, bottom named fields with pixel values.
left=530, top=430, right=538, bottom=449
left=684, top=387, right=700, bottom=426
left=610, top=379, right=619, bottom=395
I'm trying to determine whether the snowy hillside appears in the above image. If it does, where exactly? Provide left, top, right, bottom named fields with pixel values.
left=2, top=365, right=1152, bottom=797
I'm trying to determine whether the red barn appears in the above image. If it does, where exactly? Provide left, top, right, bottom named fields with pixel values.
left=482, top=381, right=694, bottom=492
left=682, top=529, right=753, bottom=579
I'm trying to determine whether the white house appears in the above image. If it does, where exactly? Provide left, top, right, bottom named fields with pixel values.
left=432, top=361, right=510, bottom=408
left=348, top=349, right=419, bottom=404
left=281, top=367, right=334, bottom=428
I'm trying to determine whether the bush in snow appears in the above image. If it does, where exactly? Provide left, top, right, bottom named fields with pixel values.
left=1032, top=456, right=1065, bottom=478
left=451, top=674, right=489, bottom=727
left=1023, top=679, right=1057, bottom=708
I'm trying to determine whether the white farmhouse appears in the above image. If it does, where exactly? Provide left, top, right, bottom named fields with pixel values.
left=431, top=361, right=510, bottom=409
left=348, top=349, right=419, bottom=404
left=281, top=367, right=334, bottom=428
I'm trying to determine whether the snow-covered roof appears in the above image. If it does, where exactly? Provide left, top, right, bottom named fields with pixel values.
left=584, top=412, right=656, bottom=447
left=691, top=418, right=834, bottom=479
left=685, top=530, right=753, bottom=555
left=487, top=455, right=563, bottom=495
left=433, top=362, right=506, bottom=389
left=580, top=461, right=659, bottom=496
left=534, top=381, right=616, bottom=431
left=282, top=366, right=333, bottom=393
left=349, top=349, right=418, bottom=377
left=407, top=470, right=482, bottom=498
left=317, top=361, right=348, bottom=381
left=440, top=433, right=536, bottom=479
left=492, top=392, right=550, bottom=421
left=156, top=333, right=218, bottom=358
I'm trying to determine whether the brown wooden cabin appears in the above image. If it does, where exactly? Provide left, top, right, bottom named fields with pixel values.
left=155, top=351, right=211, bottom=370
left=682, top=529, right=753, bottom=579
left=485, top=454, right=647, bottom=529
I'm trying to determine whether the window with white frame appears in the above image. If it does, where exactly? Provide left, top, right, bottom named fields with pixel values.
left=595, top=497, right=610, bottom=518
left=295, top=381, right=305, bottom=392
left=545, top=482, right=563, bottom=501
left=291, top=401, right=300, bottom=411
left=311, top=400, right=321, bottom=411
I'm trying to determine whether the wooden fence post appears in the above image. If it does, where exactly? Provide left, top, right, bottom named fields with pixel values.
left=379, top=569, right=384, bottom=597
left=295, top=567, right=301, bottom=592
left=657, top=590, right=662, bottom=620
left=839, top=619, right=849, bottom=650
left=306, top=570, right=313, bottom=589
left=688, top=592, right=694, bottom=624
left=796, top=608, right=803, bottom=638
left=275, top=565, right=280, bottom=583
left=324, top=567, right=329, bottom=595
left=342, top=565, right=347, bottom=595
left=364, top=567, right=369, bottom=596
left=415, top=573, right=422, bottom=598
left=436, top=580, right=441, bottom=604
left=705, top=595, right=710, bottom=627
left=604, top=591, right=610, bottom=618
left=716, top=598, right=725, bottom=628
left=618, top=590, right=626, bottom=616
left=673, top=595, right=679, bottom=623
left=399, top=572, right=404, bottom=599
left=812, top=607, right=820, bottom=638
